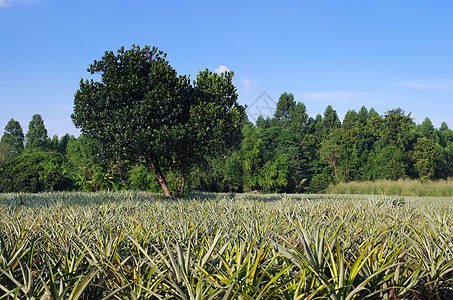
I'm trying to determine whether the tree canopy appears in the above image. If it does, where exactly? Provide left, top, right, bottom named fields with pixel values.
left=72, top=45, right=245, bottom=196
left=2, top=46, right=453, bottom=195
left=2, top=98, right=453, bottom=194
left=26, top=114, right=48, bottom=149
left=0, top=118, right=24, bottom=166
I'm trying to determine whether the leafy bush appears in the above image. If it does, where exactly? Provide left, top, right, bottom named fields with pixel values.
left=0, top=150, right=70, bottom=192
left=308, top=173, right=331, bottom=193
left=127, top=164, right=161, bottom=191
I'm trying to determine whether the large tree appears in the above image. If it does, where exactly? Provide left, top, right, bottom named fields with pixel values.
left=419, top=117, right=439, bottom=142
left=1, top=118, right=24, bottom=159
left=378, top=108, right=414, bottom=150
left=273, top=92, right=296, bottom=128
left=320, top=105, right=341, bottom=137
left=26, top=114, right=48, bottom=149
left=72, top=45, right=245, bottom=196
left=170, top=69, right=245, bottom=193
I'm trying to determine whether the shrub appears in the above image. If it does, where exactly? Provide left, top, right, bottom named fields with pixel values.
left=0, top=150, right=70, bottom=192
left=127, top=164, right=161, bottom=192
left=308, top=173, right=331, bottom=193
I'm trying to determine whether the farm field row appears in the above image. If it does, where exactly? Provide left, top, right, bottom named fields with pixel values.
left=0, top=192, right=452, bottom=299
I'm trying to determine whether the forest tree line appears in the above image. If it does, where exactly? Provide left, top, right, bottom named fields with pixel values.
left=1, top=92, right=453, bottom=193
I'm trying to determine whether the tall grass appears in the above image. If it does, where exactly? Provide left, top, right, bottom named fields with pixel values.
left=326, top=178, right=453, bottom=197
left=0, top=191, right=452, bottom=298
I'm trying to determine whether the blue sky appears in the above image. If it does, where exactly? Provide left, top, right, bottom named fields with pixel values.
left=1, top=0, right=453, bottom=137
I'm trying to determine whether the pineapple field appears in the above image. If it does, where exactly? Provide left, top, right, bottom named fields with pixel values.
left=1, top=192, right=452, bottom=299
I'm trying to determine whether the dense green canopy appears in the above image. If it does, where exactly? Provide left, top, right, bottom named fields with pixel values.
left=72, top=45, right=245, bottom=196
left=2, top=46, right=453, bottom=194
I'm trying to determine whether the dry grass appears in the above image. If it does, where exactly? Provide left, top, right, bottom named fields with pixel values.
left=326, top=178, right=453, bottom=197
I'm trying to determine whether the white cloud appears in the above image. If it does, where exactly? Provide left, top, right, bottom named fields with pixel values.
left=392, top=79, right=453, bottom=92
left=241, top=78, right=258, bottom=92
left=299, top=91, right=375, bottom=102
left=214, top=65, right=230, bottom=74
left=0, top=0, right=37, bottom=7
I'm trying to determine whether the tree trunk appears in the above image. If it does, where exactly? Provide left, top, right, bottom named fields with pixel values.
left=180, top=174, right=186, bottom=194
left=148, top=160, right=172, bottom=197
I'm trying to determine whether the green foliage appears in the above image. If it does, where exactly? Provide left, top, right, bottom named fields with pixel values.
left=257, top=154, right=291, bottom=192
left=240, top=123, right=263, bottom=192
left=127, top=164, right=161, bottom=191
left=4, top=84, right=453, bottom=194
left=72, top=45, right=245, bottom=196
left=65, top=134, right=101, bottom=191
left=308, top=173, right=331, bottom=193
left=273, top=92, right=296, bottom=128
left=173, top=69, right=246, bottom=193
left=319, top=133, right=341, bottom=179
left=0, top=150, right=70, bottom=192
left=342, top=109, right=359, bottom=127
left=378, top=108, right=414, bottom=149
left=321, top=105, right=341, bottom=137
left=373, top=145, right=409, bottom=180
left=0, top=119, right=25, bottom=169
left=25, top=114, right=48, bottom=149
left=420, top=117, right=439, bottom=142
left=221, top=154, right=243, bottom=192
left=439, top=122, right=453, bottom=147
left=50, top=134, right=59, bottom=150
left=1, top=118, right=24, bottom=156
left=255, top=115, right=270, bottom=129
left=58, top=133, right=70, bottom=154
left=412, top=137, right=443, bottom=179
left=0, top=143, right=9, bottom=169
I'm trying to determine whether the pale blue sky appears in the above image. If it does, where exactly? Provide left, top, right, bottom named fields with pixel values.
left=1, top=0, right=452, bottom=137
